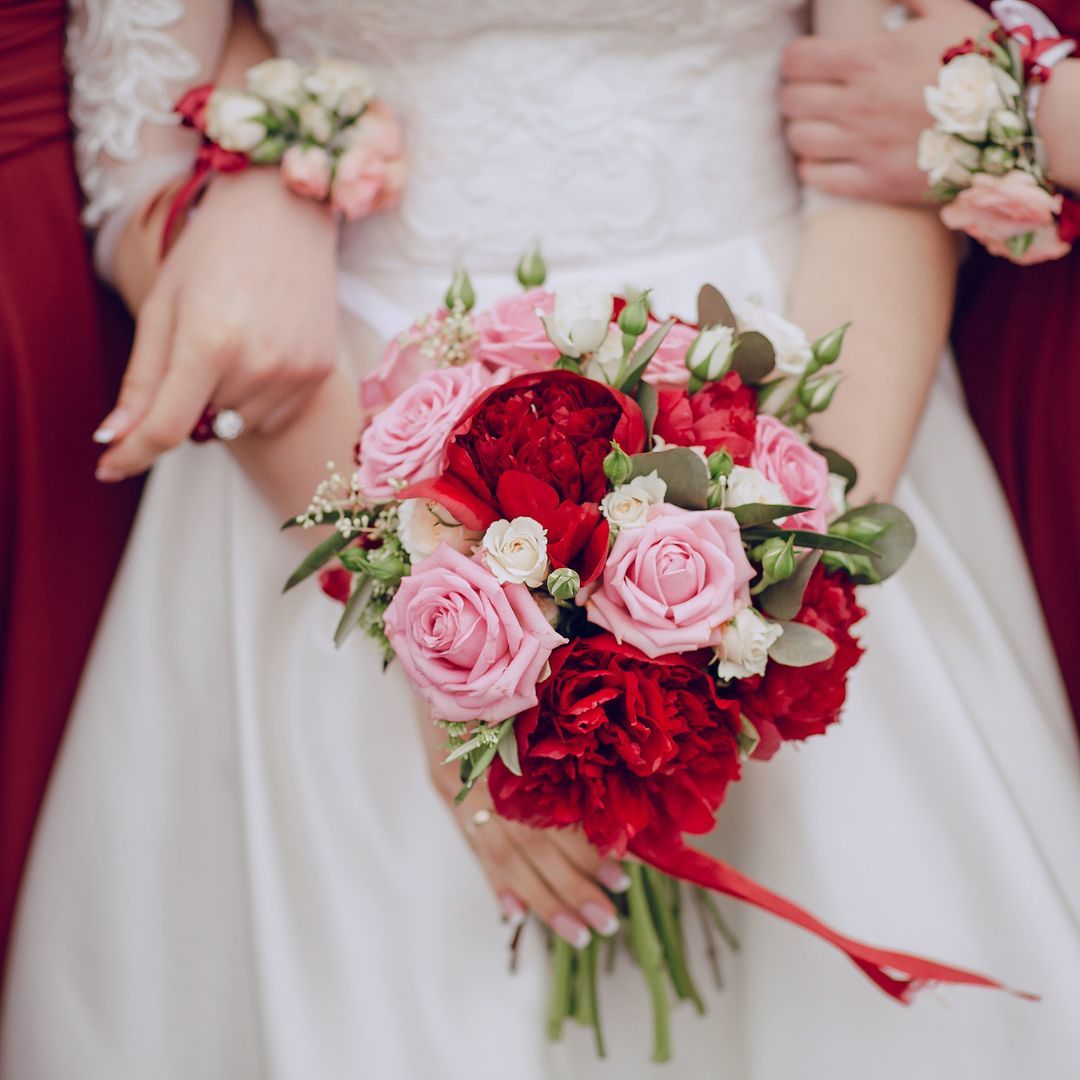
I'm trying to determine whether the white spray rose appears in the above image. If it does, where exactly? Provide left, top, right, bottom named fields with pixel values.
left=303, top=58, right=376, bottom=118
left=917, top=128, right=981, bottom=188
left=600, top=471, right=668, bottom=529
left=715, top=608, right=784, bottom=680
left=925, top=54, right=1020, bottom=141
left=723, top=465, right=788, bottom=509
left=299, top=100, right=335, bottom=143
left=205, top=89, right=268, bottom=152
left=539, top=284, right=614, bottom=358
left=397, top=499, right=480, bottom=562
left=732, top=299, right=813, bottom=376
left=827, top=473, right=848, bottom=524
left=245, top=58, right=306, bottom=111
left=587, top=325, right=625, bottom=382
left=482, top=517, right=549, bottom=587
left=685, top=325, right=735, bottom=380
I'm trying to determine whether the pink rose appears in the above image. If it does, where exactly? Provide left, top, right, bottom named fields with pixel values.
left=582, top=504, right=754, bottom=657
left=384, top=544, right=567, bottom=723
left=640, top=318, right=699, bottom=389
left=356, top=363, right=498, bottom=500
left=941, top=172, right=1069, bottom=264
left=330, top=101, right=407, bottom=221
left=750, top=415, right=832, bottom=533
left=360, top=311, right=457, bottom=411
left=473, top=289, right=560, bottom=374
left=281, top=144, right=332, bottom=200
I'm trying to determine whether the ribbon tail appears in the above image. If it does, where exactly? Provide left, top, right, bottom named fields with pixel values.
left=629, top=836, right=1038, bottom=1004
left=158, top=163, right=213, bottom=257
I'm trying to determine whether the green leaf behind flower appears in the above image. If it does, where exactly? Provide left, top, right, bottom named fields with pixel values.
left=628, top=448, right=709, bottom=510
left=283, top=530, right=350, bottom=592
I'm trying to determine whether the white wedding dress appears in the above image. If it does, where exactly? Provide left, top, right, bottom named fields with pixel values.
left=4, top=2, right=1080, bottom=1078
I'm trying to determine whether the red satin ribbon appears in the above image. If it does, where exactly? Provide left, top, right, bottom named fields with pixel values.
left=1007, top=22, right=1074, bottom=81
left=629, top=835, right=1038, bottom=1004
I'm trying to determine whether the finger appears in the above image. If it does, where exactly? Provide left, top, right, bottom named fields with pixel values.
left=97, top=344, right=220, bottom=479
left=547, top=829, right=631, bottom=894
left=778, top=81, right=850, bottom=123
left=906, top=0, right=953, bottom=15
left=785, top=119, right=859, bottom=163
left=471, top=823, right=593, bottom=949
left=796, top=159, right=875, bottom=199
left=93, top=296, right=173, bottom=446
left=504, top=822, right=620, bottom=938
left=781, top=36, right=861, bottom=83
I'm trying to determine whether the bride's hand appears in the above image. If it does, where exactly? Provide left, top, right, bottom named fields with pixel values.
left=423, top=728, right=629, bottom=949
left=94, top=167, right=339, bottom=482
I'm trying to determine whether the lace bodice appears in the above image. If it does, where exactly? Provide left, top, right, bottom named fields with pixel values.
left=68, top=0, right=806, bottom=277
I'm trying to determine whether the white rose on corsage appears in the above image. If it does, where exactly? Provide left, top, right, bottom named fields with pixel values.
left=715, top=607, right=784, bottom=681
left=539, top=284, right=614, bottom=357
left=917, top=128, right=980, bottom=189
left=397, top=499, right=480, bottom=562
left=205, top=89, right=268, bottom=152
left=925, top=54, right=1020, bottom=141
left=298, top=100, right=335, bottom=143
left=482, top=516, right=549, bottom=587
left=245, top=58, right=306, bottom=111
left=303, top=58, right=376, bottom=119
left=601, top=471, right=668, bottom=530
left=723, top=465, right=788, bottom=509
left=732, top=299, right=813, bottom=376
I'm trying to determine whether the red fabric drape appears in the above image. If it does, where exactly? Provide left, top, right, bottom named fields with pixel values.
left=0, top=0, right=141, bottom=991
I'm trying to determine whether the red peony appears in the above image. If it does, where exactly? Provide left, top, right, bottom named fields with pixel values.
left=409, top=369, right=646, bottom=583
left=488, top=634, right=742, bottom=856
left=737, top=565, right=865, bottom=759
left=652, top=372, right=757, bottom=464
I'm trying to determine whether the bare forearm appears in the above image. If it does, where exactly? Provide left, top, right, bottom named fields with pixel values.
left=1038, top=58, right=1080, bottom=193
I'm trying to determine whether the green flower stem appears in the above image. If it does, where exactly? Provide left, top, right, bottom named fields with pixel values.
left=695, top=888, right=741, bottom=953
left=626, top=862, right=672, bottom=1064
left=643, top=867, right=704, bottom=1014
left=547, top=936, right=574, bottom=1042
left=581, top=937, right=606, bottom=1058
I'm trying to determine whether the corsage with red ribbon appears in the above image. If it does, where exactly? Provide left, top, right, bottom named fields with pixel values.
left=160, top=57, right=406, bottom=254
left=918, top=0, right=1077, bottom=264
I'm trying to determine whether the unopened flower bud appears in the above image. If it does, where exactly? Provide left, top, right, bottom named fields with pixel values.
left=617, top=292, right=650, bottom=337
left=516, top=244, right=547, bottom=289
left=757, top=536, right=796, bottom=584
left=810, top=322, right=849, bottom=367
left=444, top=267, right=476, bottom=313
left=603, top=442, right=633, bottom=486
left=686, top=326, right=735, bottom=382
left=546, top=567, right=581, bottom=601
left=798, top=372, right=842, bottom=414
left=981, top=144, right=1012, bottom=175
left=249, top=135, right=288, bottom=165
left=831, top=514, right=888, bottom=547
left=989, top=108, right=1025, bottom=140
left=708, top=449, right=734, bottom=480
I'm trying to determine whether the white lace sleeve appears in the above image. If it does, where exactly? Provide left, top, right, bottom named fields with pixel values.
left=67, top=0, right=231, bottom=280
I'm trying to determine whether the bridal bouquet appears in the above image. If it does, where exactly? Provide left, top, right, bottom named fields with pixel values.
left=286, top=260, right=1017, bottom=1061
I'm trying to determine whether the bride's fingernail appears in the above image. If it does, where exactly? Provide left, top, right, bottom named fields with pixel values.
left=93, top=408, right=132, bottom=445
left=551, top=912, right=591, bottom=950
left=498, top=892, right=527, bottom=931
left=581, top=901, right=620, bottom=937
left=596, top=865, right=632, bottom=893
left=95, top=465, right=125, bottom=483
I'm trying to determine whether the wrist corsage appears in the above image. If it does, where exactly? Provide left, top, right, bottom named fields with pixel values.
left=160, top=57, right=406, bottom=252
left=919, top=0, right=1077, bottom=265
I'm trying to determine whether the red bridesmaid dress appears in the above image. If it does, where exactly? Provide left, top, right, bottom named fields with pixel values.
left=0, top=0, right=141, bottom=986
left=953, top=0, right=1080, bottom=725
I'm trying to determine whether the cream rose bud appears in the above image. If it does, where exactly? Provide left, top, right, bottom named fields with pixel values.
left=723, top=465, right=788, bottom=509
left=482, top=517, right=549, bottom=587
left=601, top=471, right=668, bottom=529
left=299, top=100, right=335, bottom=143
left=731, top=299, right=812, bottom=376
left=539, top=284, right=614, bottom=358
left=715, top=607, right=783, bottom=680
left=396, top=499, right=480, bottom=563
left=685, top=325, right=735, bottom=380
left=303, top=58, right=376, bottom=118
left=205, top=89, right=268, bottom=152
left=245, top=57, right=305, bottom=110
left=925, top=54, right=1020, bottom=141
left=917, top=128, right=980, bottom=189
left=587, top=325, right=625, bottom=382
left=827, top=473, right=848, bottom=523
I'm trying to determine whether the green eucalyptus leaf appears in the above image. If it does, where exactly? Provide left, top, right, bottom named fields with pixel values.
left=742, top=525, right=876, bottom=556
left=628, top=448, right=709, bottom=510
left=283, top=530, right=350, bottom=592
left=759, top=550, right=822, bottom=620
left=333, top=574, right=375, bottom=648
left=696, top=284, right=736, bottom=329
left=768, top=621, right=837, bottom=667
left=730, top=503, right=810, bottom=527
left=496, top=721, right=522, bottom=776
left=636, top=380, right=659, bottom=443
left=811, top=442, right=858, bottom=493
left=617, top=318, right=675, bottom=394
left=730, top=331, right=776, bottom=384
left=442, top=732, right=487, bottom=765
left=831, top=502, right=916, bottom=583
left=464, top=742, right=499, bottom=786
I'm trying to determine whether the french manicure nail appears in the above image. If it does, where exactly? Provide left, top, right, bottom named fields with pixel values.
left=95, top=466, right=125, bottom=483
left=551, top=912, right=591, bottom=950
left=498, top=892, right=527, bottom=932
left=92, top=427, right=115, bottom=445
left=581, top=901, right=620, bottom=937
left=93, top=408, right=132, bottom=445
left=596, top=865, right=632, bottom=893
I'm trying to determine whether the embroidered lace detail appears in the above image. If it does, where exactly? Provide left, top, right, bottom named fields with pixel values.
left=68, top=0, right=201, bottom=226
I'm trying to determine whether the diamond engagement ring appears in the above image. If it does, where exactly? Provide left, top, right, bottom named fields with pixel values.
left=191, top=405, right=246, bottom=443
